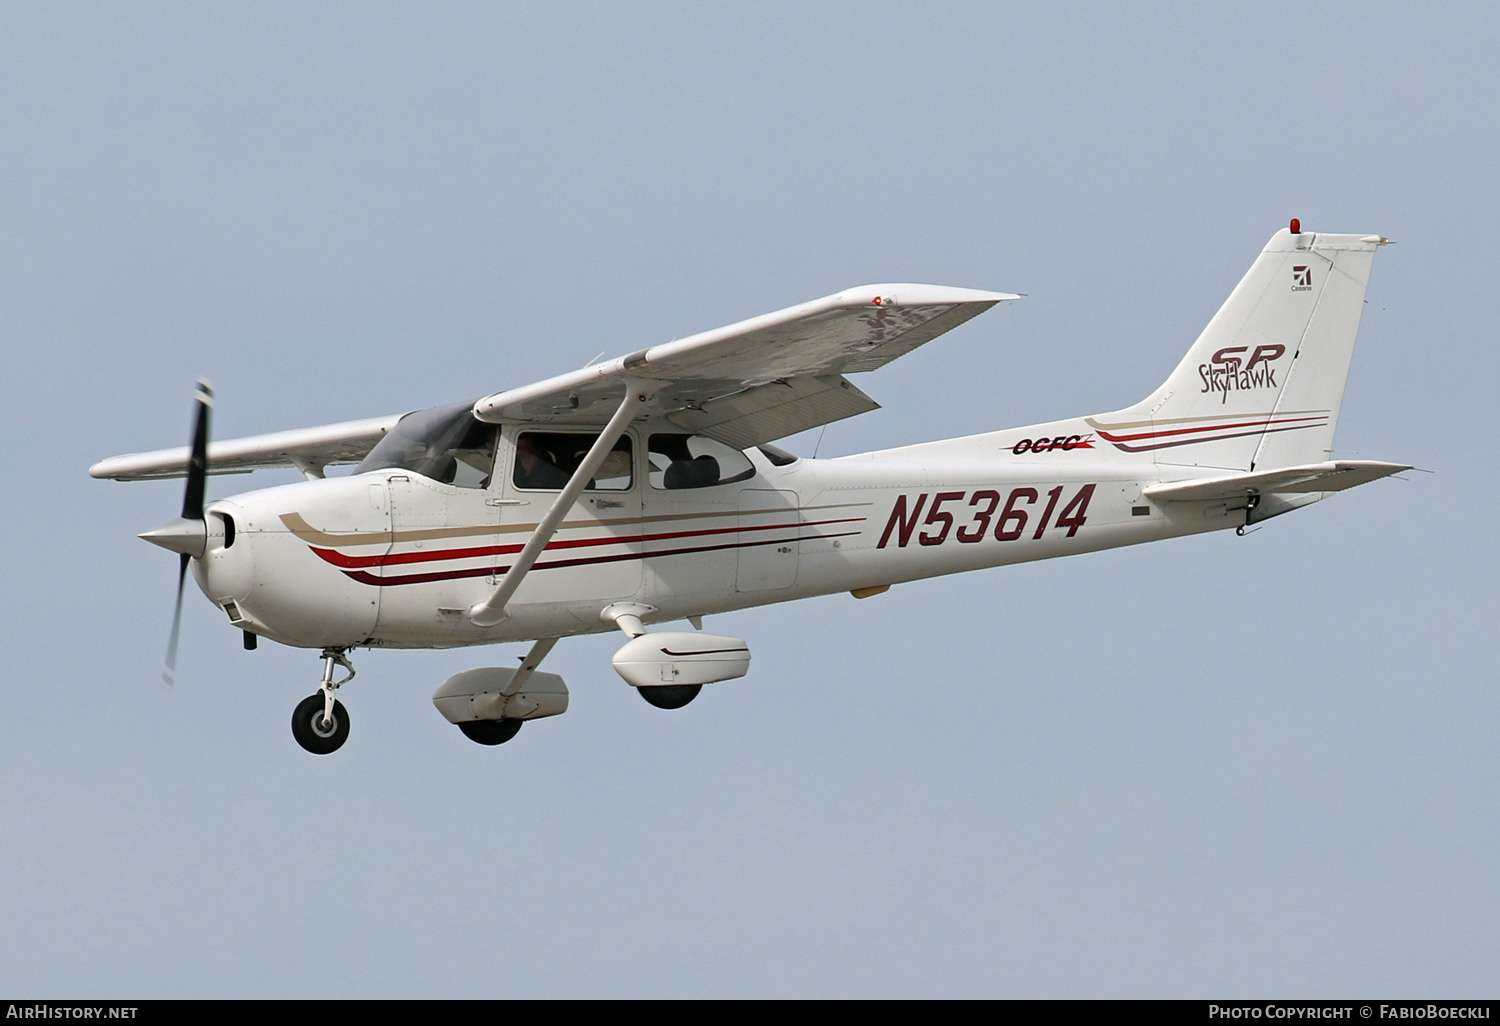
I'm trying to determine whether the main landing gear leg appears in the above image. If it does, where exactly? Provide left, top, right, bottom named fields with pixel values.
left=455, top=637, right=559, bottom=747
left=291, top=648, right=355, bottom=755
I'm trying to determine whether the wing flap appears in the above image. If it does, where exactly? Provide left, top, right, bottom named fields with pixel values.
left=666, top=374, right=880, bottom=450
left=1143, top=460, right=1411, bottom=503
left=89, top=414, right=400, bottom=481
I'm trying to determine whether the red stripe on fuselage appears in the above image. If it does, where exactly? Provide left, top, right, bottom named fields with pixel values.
left=338, top=530, right=862, bottom=587
left=310, top=517, right=864, bottom=570
left=1094, top=413, right=1326, bottom=445
left=1104, top=421, right=1327, bottom=453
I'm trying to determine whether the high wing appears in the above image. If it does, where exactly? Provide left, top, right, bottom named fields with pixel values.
left=90, top=282, right=1015, bottom=481
left=472, top=283, right=1018, bottom=448
left=89, top=414, right=400, bottom=481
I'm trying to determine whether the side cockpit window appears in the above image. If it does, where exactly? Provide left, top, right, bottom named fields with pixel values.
left=648, top=434, right=756, bottom=490
left=513, top=431, right=633, bottom=491
left=355, top=400, right=498, bottom=488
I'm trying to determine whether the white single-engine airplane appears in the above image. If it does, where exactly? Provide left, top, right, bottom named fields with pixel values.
left=93, top=222, right=1407, bottom=754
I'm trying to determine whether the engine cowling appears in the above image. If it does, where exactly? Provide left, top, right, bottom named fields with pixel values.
left=611, top=632, right=751, bottom=689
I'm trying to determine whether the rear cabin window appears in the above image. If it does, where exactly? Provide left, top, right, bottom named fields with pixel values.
left=647, top=434, right=756, bottom=490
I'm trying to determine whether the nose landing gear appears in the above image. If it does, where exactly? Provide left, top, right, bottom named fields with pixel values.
left=291, top=649, right=356, bottom=755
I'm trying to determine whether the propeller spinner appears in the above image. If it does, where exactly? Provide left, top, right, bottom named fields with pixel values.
left=140, top=380, right=213, bottom=686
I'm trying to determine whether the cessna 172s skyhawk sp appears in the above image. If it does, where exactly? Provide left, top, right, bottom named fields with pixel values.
left=93, top=222, right=1407, bottom=754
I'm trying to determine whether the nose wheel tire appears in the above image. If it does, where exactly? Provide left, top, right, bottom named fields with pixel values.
left=638, top=684, right=702, bottom=709
left=458, top=719, right=523, bottom=746
left=292, top=693, right=350, bottom=754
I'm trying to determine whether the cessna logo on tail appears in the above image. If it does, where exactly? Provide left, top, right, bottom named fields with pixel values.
left=1199, top=344, right=1285, bottom=403
left=1292, top=265, right=1313, bottom=290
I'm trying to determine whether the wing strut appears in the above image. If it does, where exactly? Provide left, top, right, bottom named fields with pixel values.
left=466, top=382, right=650, bottom=628
left=499, top=636, right=560, bottom=698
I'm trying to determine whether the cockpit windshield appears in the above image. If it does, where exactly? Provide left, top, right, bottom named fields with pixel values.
left=355, top=399, right=498, bottom=488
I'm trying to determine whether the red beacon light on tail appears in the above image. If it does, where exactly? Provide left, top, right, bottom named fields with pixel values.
left=1290, top=218, right=1302, bottom=234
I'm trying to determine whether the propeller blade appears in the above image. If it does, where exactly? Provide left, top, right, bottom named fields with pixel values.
left=162, top=553, right=189, bottom=687
left=181, top=379, right=213, bottom=521
left=162, top=380, right=212, bottom=687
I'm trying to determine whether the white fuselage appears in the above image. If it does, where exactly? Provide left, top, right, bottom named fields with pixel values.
left=195, top=421, right=1239, bottom=651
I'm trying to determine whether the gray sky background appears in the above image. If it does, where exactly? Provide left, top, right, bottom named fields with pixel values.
left=2, top=2, right=1495, bottom=998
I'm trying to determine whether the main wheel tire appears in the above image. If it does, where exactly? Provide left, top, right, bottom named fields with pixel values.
left=459, top=718, right=523, bottom=746
left=291, top=693, right=350, bottom=755
left=638, top=683, right=702, bottom=710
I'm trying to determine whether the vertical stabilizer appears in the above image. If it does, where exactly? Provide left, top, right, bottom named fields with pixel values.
left=1085, top=226, right=1387, bottom=471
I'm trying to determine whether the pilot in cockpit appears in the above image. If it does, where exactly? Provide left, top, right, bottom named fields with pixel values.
left=513, top=435, right=571, bottom=490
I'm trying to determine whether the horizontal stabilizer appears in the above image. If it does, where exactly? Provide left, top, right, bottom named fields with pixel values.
left=1143, top=460, right=1411, bottom=503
